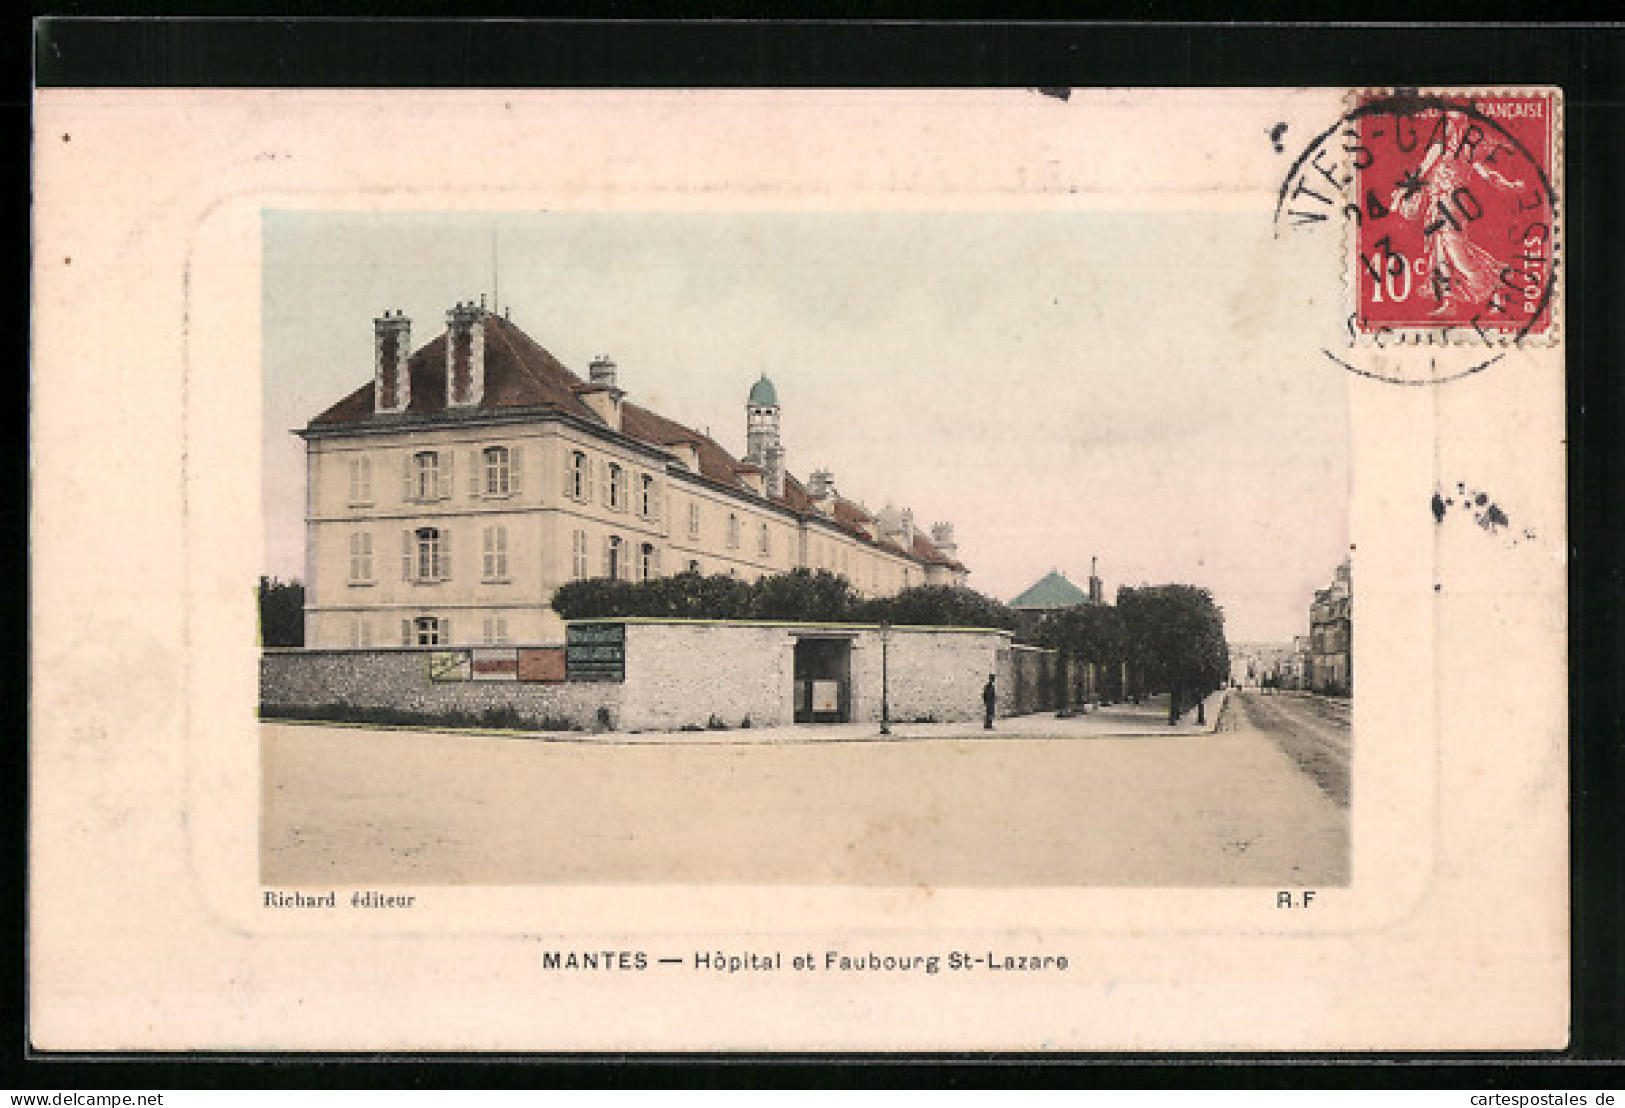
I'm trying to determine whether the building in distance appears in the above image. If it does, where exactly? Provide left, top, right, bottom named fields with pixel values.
left=1309, top=559, right=1353, bottom=696
left=1008, top=562, right=1104, bottom=642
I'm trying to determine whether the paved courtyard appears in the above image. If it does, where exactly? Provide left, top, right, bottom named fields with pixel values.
left=261, top=693, right=1349, bottom=887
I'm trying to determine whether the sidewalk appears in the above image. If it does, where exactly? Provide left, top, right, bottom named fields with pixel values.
left=347, top=689, right=1231, bottom=745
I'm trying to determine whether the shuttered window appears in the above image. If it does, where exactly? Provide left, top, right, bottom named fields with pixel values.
left=572, top=529, right=589, bottom=579
left=483, top=446, right=512, bottom=496
left=482, top=525, right=509, bottom=580
left=348, top=532, right=373, bottom=583
left=405, top=526, right=451, bottom=582
left=409, top=451, right=447, bottom=502
left=566, top=450, right=591, bottom=501
left=348, top=456, right=372, bottom=505
left=640, top=474, right=660, bottom=520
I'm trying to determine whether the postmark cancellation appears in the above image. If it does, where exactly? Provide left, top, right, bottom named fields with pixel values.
left=1277, top=88, right=1561, bottom=352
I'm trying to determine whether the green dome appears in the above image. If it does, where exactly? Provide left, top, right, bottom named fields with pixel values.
left=748, top=374, right=778, bottom=407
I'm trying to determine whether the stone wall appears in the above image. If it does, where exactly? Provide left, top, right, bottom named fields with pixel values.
left=260, top=647, right=621, bottom=731
left=261, top=621, right=1038, bottom=734
left=1005, top=644, right=1063, bottom=715
left=621, top=622, right=796, bottom=731
left=852, top=627, right=1007, bottom=724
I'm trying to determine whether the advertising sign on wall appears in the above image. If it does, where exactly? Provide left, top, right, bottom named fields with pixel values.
left=566, top=622, right=626, bottom=683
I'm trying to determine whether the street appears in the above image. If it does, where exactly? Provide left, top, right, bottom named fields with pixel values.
left=262, top=705, right=1349, bottom=887
left=1226, top=690, right=1352, bottom=807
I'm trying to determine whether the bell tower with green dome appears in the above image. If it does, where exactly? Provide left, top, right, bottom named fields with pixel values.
left=745, top=374, right=780, bottom=460
left=745, top=374, right=786, bottom=498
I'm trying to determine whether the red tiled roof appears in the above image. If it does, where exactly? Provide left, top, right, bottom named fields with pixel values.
left=309, top=314, right=602, bottom=427
left=306, top=310, right=963, bottom=571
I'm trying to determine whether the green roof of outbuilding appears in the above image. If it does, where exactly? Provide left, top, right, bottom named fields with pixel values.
left=748, top=374, right=778, bottom=406
left=1009, top=570, right=1092, bottom=610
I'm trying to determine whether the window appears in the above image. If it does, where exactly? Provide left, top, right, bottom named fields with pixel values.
left=758, top=522, right=770, bottom=557
left=727, top=512, right=740, bottom=549
left=348, top=456, right=372, bottom=504
left=482, top=446, right=511, bottom=496
left=639, top=542, right=659, bottom=582
left=605, top=535, right=625, bottom=581
left=688, top=501, right=701, bottom=539
left=349, top=618, right=369, bottom=647
left=566, top=450, right=591, bottom=501
left=639, top=474, right=660, bottom=520
left=572, top=529, right=589, bottom=579
left=411, top=616, right=442, bottom=646
left=348, top=532, right=374, bottom=584
left=607, top=463, right=627, bottom=511
left=410, top=451, right=447, bottom=502
left=482, top=525, right=508, bottom=580
left=405, top=526, right=449, bottom=582
left=482, top=617, right=510, bottom=645
left=686, top=559, right=702, bottom=575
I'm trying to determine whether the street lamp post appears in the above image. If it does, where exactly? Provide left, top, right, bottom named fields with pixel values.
left=879, top=621, right=892, bottom=736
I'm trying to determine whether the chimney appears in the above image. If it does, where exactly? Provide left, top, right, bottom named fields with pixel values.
left=589, top=355, right=618, bottom=389
left=374, top=309, right=411, bottom=414
left=808, top=468, right=837, bottom=514
left=445, top=301, right=486, bottom=408
left=1088, top=555, right=1103, bottom=603
left=765, top=443, right=786, bottom=499
left=899, top=508, right=915, bottom=549
left=930, top=522, right=958, bottom=560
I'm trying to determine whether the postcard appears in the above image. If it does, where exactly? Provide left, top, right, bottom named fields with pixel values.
left=31, top=87, right=1567, bottom=1051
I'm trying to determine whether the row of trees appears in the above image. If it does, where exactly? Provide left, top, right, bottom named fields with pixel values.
left=1036, top=584, right=1229, bottom=725
left=552, top=568, right=1019, bottom=630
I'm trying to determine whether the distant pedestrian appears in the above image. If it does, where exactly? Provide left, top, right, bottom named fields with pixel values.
left=982, top=674, right=997, bottom=730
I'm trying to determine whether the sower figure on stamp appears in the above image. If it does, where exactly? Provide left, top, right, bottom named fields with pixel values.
left=1389, top=111, right=1526, bottom=317
left=982, top=673, right=997, bottom=730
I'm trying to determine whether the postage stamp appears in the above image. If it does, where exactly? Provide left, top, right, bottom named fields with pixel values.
left=1276, top=88, right=1560, bottom=354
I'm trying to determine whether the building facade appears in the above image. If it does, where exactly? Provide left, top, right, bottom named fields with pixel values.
left=1228, top=641, right=1308, bottom=690
left=298, top=302, right=967, bottom=648
left=1309, top=560, right=1353, bottom=696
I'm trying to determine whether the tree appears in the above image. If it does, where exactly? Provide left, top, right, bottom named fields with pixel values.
left=551, top=570, right=1015, bottom=629
left=859, top=584, right=1017, bottom=630
left=1117, top=584, right=1229, bottom=724
left=258, top=576, right=305, bottom=647
left=1037, top=602, right=1125, bottom=703
left=748, top=568, right=862, bottom=623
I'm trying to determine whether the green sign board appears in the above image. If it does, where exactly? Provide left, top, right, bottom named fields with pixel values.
left=566, top=622, right=626, bottom=683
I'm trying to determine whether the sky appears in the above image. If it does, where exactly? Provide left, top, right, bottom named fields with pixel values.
left=263, top=210, right=1349, bottom=643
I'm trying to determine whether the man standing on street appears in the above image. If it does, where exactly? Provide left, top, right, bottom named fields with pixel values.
left=982, top=673, right=997, bottom=730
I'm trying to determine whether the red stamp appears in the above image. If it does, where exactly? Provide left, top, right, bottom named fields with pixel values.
left=1350, top=91, right=1558, bottom=341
